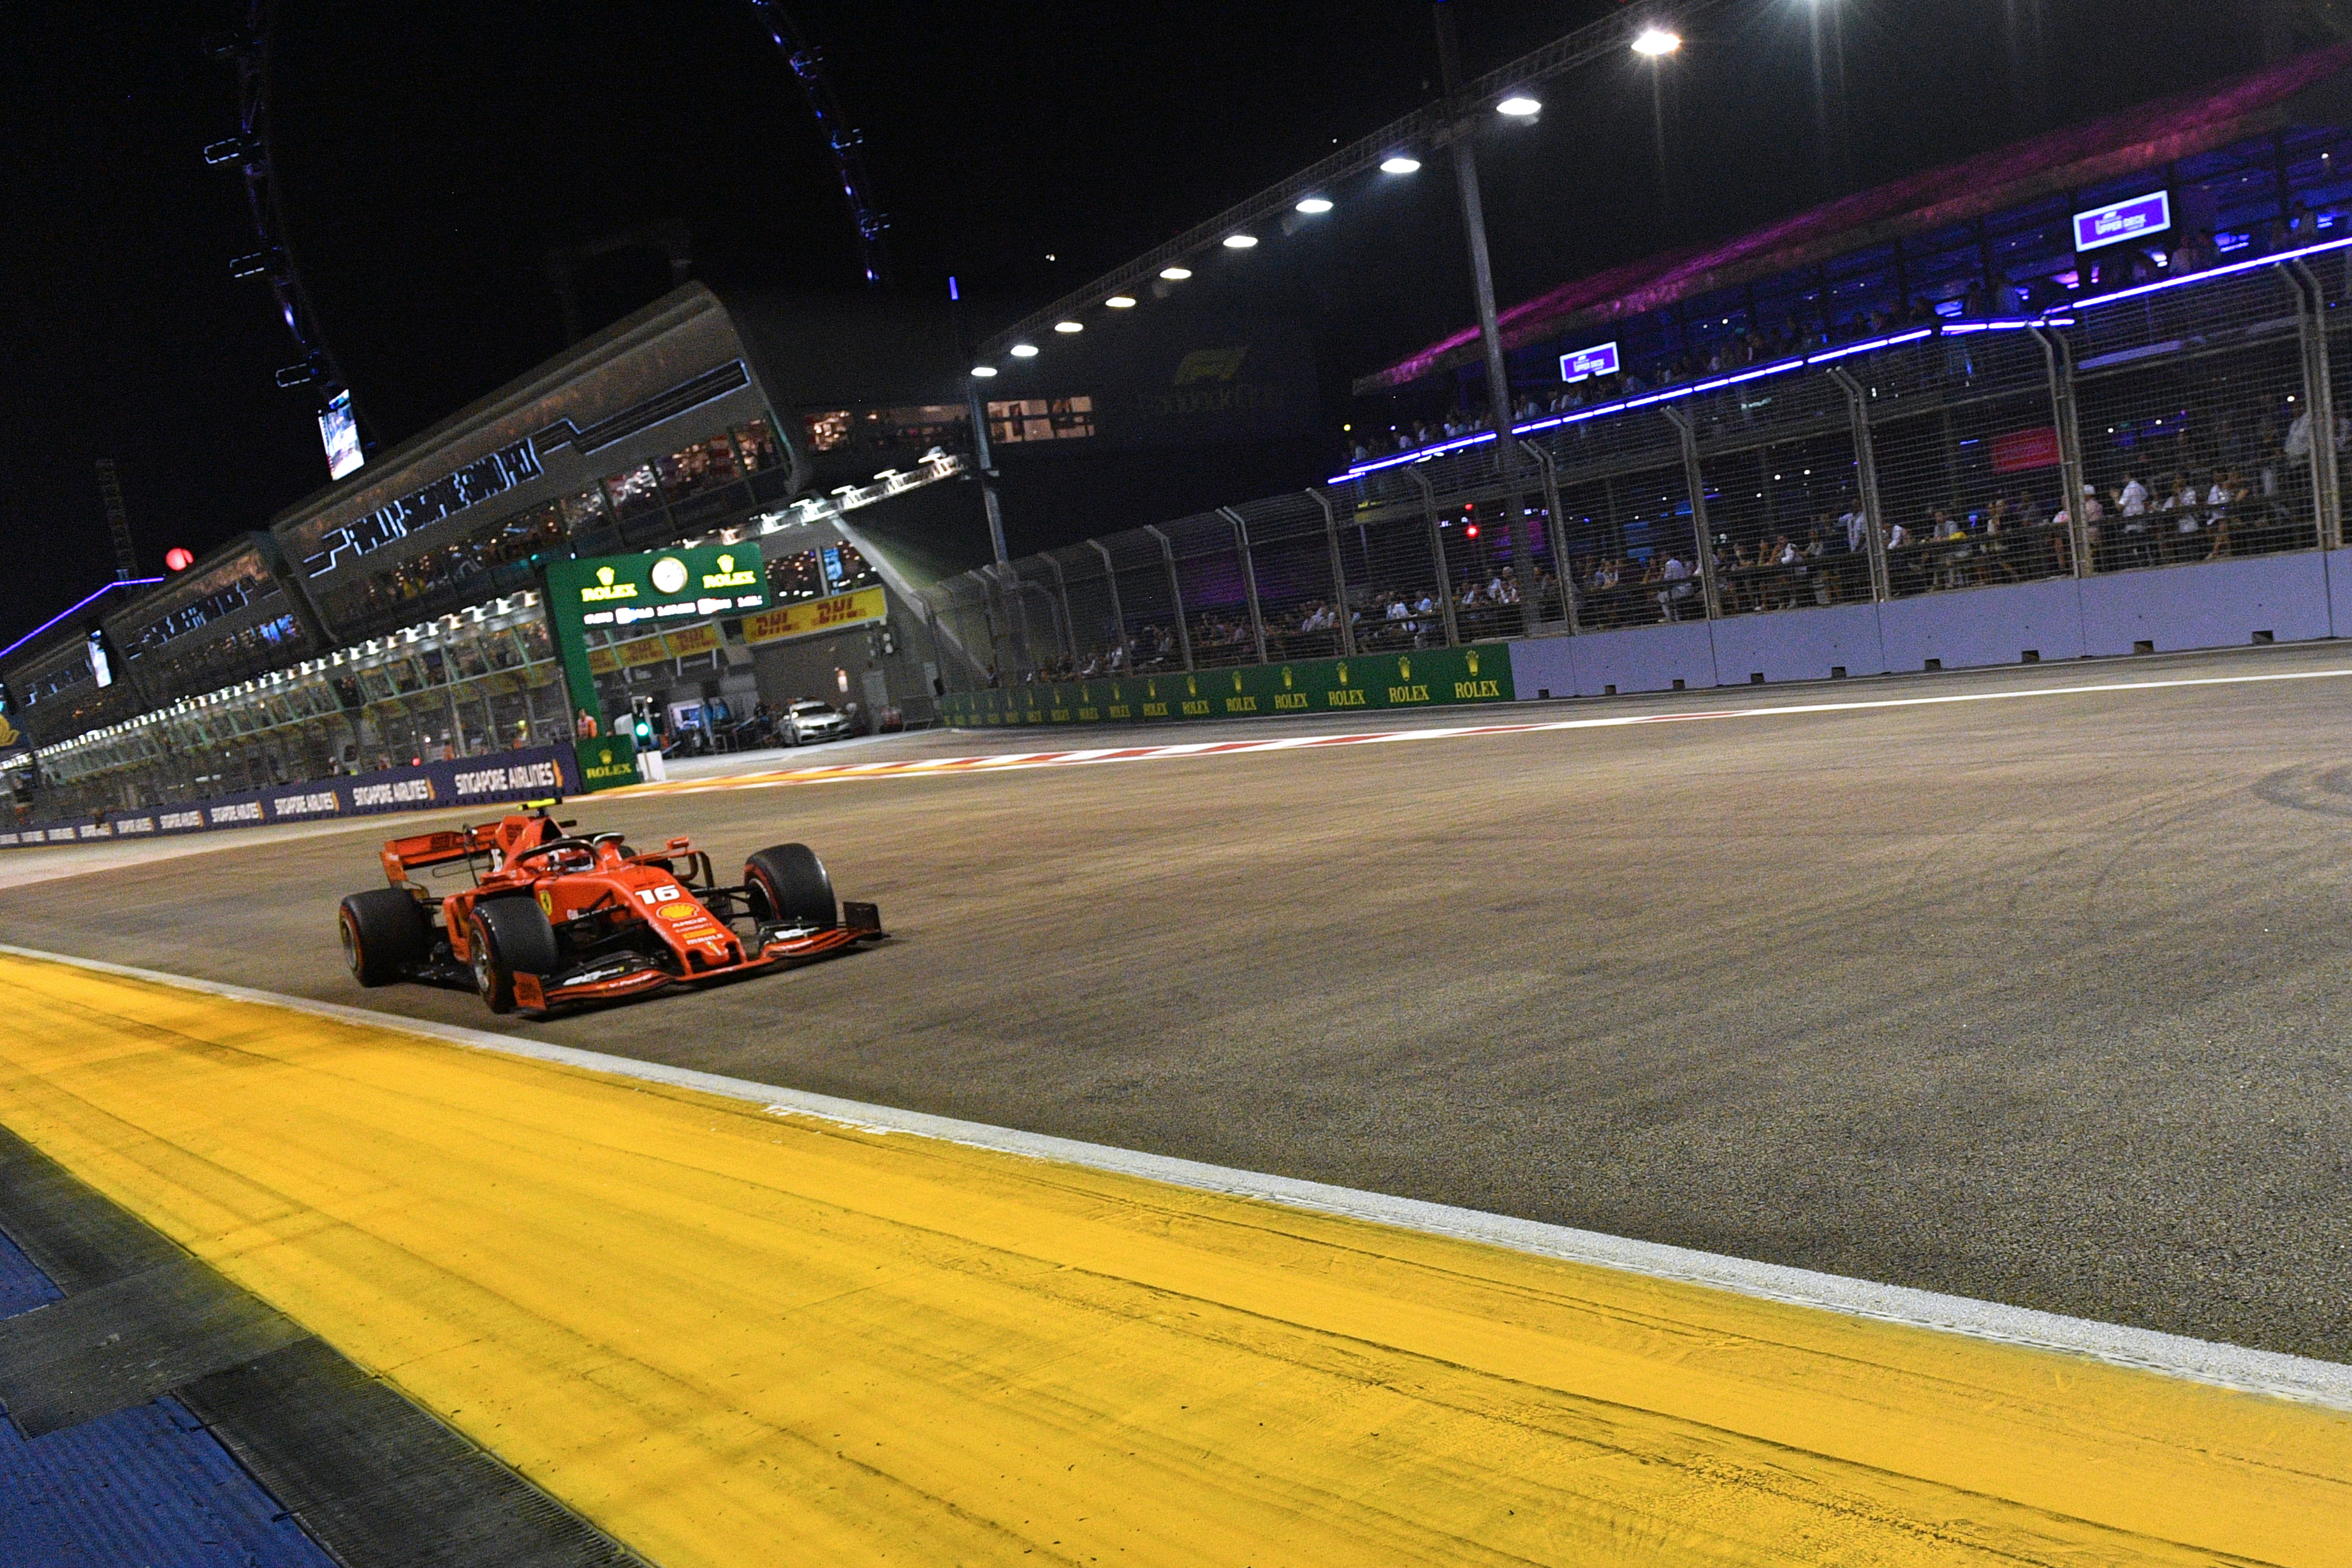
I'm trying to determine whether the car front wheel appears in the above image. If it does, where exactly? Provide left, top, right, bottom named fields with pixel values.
left=468, top=896, right=557, bottom=1014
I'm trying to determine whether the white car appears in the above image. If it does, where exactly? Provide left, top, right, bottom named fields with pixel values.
left=781, top=700, right=852, bottom=746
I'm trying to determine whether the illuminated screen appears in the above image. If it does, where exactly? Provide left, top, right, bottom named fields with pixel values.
left=2072, top=191, right=2170, bottom=253
left=318, top=388, right=365, bottom=480
left=87, top=630, right=113, bottom=689
left=1558, top=342, right=1620, bottom=383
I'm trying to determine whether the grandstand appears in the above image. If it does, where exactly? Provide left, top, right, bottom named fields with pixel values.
left=8, top=286, right=984, bottom=817
left=929, top=45, right=2352, bottom=692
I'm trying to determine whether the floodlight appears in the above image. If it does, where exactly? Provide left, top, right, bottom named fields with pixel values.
left=1295, top=196, right=1334, bottom=214
left=1010, top=343, right=1039, bottom=358
left=1632, top=27, right=1680, bottom=55
left=1223, top=233, right=1259, bottom=249
left=1159, top=266, right=1192, bottom=280
left=971, top=365, right=998, bottom=377
left=1380, top=156, right=1422, bottom=174
left=1054, top=320, right=1083, bottom=333
left=1105, top=294, right=1137, bottom=307
left=1496, top=96, right=1542, bottom=116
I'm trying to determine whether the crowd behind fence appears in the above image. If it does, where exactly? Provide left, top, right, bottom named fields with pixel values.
left=925, top=242, right=2352, bottom=686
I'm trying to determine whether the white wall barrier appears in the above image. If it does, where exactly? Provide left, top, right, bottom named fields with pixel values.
left=1509, top=552, right=2352, bottom=701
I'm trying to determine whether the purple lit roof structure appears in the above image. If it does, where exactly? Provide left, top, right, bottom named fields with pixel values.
left=1358, top=42, right=2352, bottom=395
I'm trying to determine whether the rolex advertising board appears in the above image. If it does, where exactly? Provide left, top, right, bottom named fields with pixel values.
left=541, top=544, right=766, bottom=787
left=940, top=646, right=1512, bottom=728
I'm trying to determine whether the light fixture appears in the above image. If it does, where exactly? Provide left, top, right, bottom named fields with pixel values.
left=1223, top=233, right=1259, bottom=249
left=1496, top=95, right=1542, bottom=116
left=971, top=365, right=998, bottom=377
left=1295, top=196, right=1334, bottom=214
left=1380, top=155, right=1421, bottom=175
left=1632, top=26, right=1680, bottom=55
left=1159, top=265, right=1192, bottom=280
left=1104, top=294, right=1137, bottom=308
left=1054, top=319, right=1083, bottom=333
left=1010, top=343, right=1039, bottom=358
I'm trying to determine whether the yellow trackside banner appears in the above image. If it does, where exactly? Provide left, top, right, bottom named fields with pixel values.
left=586, top=646, right=620, bottom=676
left=664, top=623, right=721, bottom=660
left=743, top=588, right=886, bottom=646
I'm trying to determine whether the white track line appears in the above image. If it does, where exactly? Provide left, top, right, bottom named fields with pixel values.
left=597, top=662, right=2352, bottom=799
left=5, top=940, right=2346, bottom=1411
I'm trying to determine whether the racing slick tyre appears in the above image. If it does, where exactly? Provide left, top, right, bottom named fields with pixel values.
left=469, top=896, right=559, bottom=1015
left=745, top=843, right=835, bottom=929
left=339, top=888, right=429, bottom=987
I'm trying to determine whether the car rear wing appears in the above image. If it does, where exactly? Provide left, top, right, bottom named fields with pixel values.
left=381, top=827, right=488, bottom=885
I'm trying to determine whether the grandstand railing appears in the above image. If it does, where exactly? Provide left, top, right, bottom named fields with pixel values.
left=930, top=239, right=2352, bottom=686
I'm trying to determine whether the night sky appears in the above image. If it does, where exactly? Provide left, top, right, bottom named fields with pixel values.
left=0, top=0, right=2314, bottom=644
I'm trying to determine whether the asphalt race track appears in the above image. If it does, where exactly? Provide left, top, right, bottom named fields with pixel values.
left=12, top=644, right=2352, bottom=1366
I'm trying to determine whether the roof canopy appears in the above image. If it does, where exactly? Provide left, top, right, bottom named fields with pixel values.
left=1358, top=42, right=2352, bottom=395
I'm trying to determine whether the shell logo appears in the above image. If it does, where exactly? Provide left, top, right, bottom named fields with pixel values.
left=656, top=901, right=698, bottom=920
left=650, top=557, right=689, bottom=594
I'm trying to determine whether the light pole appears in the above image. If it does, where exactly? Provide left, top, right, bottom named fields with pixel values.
left=1436, top=1, right=1521, bottom=470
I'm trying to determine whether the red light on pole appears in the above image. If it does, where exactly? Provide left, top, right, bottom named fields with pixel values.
left=164, top=547, right=194, bottom=572
left=1465, top=523, right=1479, bottom=539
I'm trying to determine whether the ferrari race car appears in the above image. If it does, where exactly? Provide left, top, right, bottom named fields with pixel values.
left=336, top=806, right=884, bottom=1016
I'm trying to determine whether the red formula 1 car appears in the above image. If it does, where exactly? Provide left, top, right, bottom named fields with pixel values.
left=335, top=806, right=884, bottom=1015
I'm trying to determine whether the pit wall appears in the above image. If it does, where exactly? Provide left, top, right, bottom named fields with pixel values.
left=942, top=552, right=2352, bottom=728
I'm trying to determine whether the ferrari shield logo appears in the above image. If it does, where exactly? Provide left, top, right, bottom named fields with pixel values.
left=537, top=890, right=554, bottom=917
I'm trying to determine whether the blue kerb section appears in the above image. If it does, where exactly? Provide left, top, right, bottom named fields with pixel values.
left=0, top=1230, right=336, bottom=1568
left=0, top=1230, right=61, bottom=1319
left=0, top=1398, right=338, bottom=1568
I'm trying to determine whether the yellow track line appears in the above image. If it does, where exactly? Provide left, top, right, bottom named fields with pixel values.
left=1, top=951, right=2346, bottom=1566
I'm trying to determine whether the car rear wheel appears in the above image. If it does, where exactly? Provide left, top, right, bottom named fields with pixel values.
left=745, top=843, right=835, bottom=929
left=339, top=888, right=428, bottom=987
left=469, top=896, right=559, bottom=1015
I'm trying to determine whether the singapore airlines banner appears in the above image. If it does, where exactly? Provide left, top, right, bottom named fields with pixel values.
left=0, top=744, right=581, bottom=849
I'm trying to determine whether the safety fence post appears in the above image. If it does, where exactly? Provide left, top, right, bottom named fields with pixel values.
left=1219, top=506, right=1270, bottom=664
left=1086, top=539, right=1130, bottom=666
left=2290, top=260, right=2344, bottom=551
left=1041, top=555, right=1077, bottom=667
left=1409, top=470, right=1463, bottom=647
left=2028, top=327, right=2092, bottom=579
left=1306, top=487, right=1357, bottom=657
left=1523, top=441, right=1577, bottom=634
left=1827, top=366, right=1894, bottom=602
left=1144, top=525, right=1194, bottom=671
left=1659, top=407, right=1720, bottom=621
